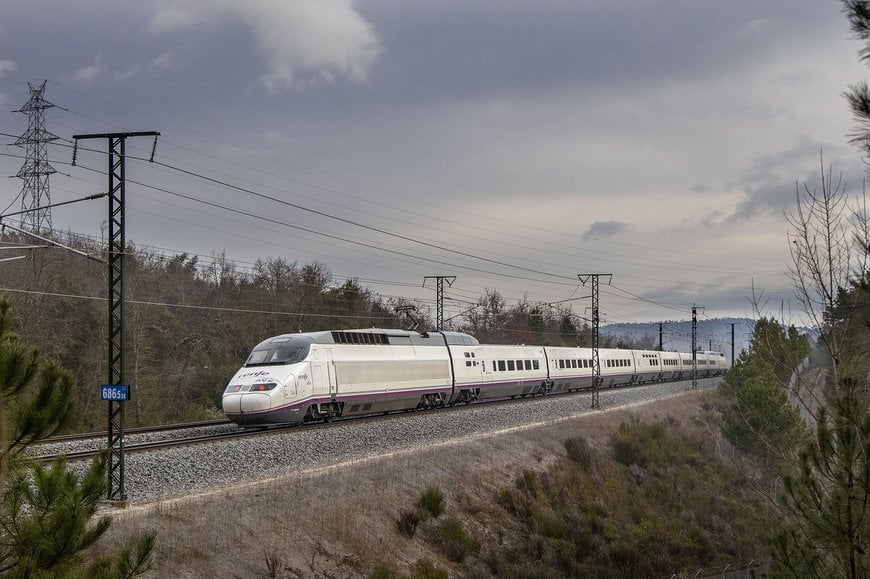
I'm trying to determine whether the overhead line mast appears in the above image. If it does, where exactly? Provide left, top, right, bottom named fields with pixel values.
left=691, top=305, right=704, bottom=390
left=424, top=275, right=456, bottom=330
left=72, top=131, right=159, bottom=503
left=579, top=273, right=612, bottom=409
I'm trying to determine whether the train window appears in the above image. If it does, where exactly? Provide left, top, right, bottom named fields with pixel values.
left=507, top=360, right=516, bottom=371
left=515, top=360, right=523, bottom=370
left=525, top=360, right=532, bottom=370
left=246, top=342, right=311, bottom=366
left=464, top=352, right=470, bottom=358
left=492, top=361, right=497, bottom=372
left=533, top=360, right=539, bottom=370
left=466, top=361, right=472, bottom=367
left=559, top=360, right=565, bottom=369
left=498, top=360, right=506, bottom=371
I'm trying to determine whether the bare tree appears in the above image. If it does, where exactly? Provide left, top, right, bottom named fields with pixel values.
left=785, top=152, right=866, bottom=388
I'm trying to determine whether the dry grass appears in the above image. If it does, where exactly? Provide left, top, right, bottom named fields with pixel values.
left=98, top=389, right=717, bottom=577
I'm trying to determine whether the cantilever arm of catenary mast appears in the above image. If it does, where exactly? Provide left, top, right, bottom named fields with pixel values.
left=0, top=222, right=106, bottom=264
left=0, top=193, right=107, bottom=220
left=0, top=192, right=108, bottom=264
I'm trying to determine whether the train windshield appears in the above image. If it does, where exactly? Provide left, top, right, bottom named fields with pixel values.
left=245, top=338, right=311, bottom=367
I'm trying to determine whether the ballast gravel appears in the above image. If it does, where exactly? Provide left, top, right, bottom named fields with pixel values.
left=74, top=379, right=719, bottom=504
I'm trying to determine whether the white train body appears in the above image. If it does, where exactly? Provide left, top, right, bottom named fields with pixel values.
left=222, top=328, right=728, bottom=426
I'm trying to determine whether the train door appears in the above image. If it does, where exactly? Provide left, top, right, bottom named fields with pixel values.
left=476, top=347, right=486, bottom=376
left=472, top=347, right=485, bottom=379
left=284, top=375, right=297, bottom=401
left=324, top=349, right=338, bottom=398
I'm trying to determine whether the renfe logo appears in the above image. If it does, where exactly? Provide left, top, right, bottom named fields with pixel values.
left=238, top=370, right=271, bottom=378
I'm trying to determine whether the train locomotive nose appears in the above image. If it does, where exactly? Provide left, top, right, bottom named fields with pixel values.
left=222, top=382, right=279, bottom=421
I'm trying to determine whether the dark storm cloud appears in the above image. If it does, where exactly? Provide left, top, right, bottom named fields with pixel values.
left=354, top=0, right=841, bottom=108
left=720, top=140, right=867, bottom=225
left=583, top=221, right=633, bottom=240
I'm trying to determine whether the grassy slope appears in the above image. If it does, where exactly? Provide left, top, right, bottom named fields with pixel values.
left=95, top=388, right=775, bottom=578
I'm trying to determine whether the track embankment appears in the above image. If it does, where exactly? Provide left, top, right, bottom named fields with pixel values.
left=98, top=378, right=722, bottom=578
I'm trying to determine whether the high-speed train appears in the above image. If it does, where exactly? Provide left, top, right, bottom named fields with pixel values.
left=222, top=328, right=727, bottom=426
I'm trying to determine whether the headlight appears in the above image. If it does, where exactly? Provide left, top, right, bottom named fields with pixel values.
left=249, top=383, right=278, bottom=392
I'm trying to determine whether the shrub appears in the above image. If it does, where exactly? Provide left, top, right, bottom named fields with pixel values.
left=263, top=549, right=284, bottom=578
left=395, top=507, right=421, bottom=538
left=564, top=436, right=593, bottom=467
left=530, top=503, right=571, bottom=540
left=409, top=558, right=448, bottom=579
left=368, top=566, right=397, bottom=579
left=610, top=418, right=667, bottom=467
left=514, top=469, right=539, bottom=494
left=434, top=517, right=481, bottom=562
left=417, top=485, right=445, bottom=518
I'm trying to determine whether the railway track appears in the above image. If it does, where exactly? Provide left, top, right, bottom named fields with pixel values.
left=36, top=418, right=232, bottom=444
left=36, top=427, right=284, bottom=464
left=34, top=378, right=719, bottom=465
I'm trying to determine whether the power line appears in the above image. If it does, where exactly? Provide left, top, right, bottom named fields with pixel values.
left=0, top=286, right=401, bottom=320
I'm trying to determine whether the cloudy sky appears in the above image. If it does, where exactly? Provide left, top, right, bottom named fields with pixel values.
left=1, top=0, right=868, bottom=344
